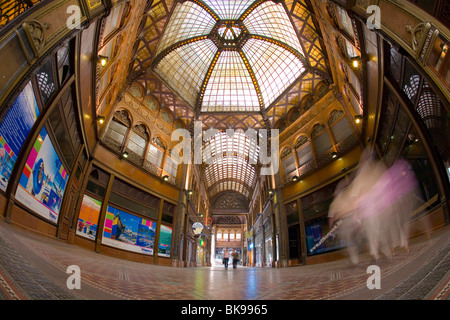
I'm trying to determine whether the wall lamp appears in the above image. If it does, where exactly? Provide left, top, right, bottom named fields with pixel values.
left=187, top=189, right=193, bottom=195
left=122, top=151, right=129, bottom=159
left=292, top=175, right=300, bottom=182
left=354, top=115, right=363, bottom=124
left=98, top=55, right=109, bottom=67
left=268, top=189, right=275, bottom=196
left=331, top=152, right=338, bottom=159
left=97, top=116, right=105, bottom=124
left=351, top=56, right=360, bottom=68
left=162, top=175, right=169, bottom=182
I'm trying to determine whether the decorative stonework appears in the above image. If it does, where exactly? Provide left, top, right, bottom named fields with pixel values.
left=405, top=22, right=431, bottom=52
left=23, top=19, right=50, bottom=53
left=213, top=192, right=248, bottom=210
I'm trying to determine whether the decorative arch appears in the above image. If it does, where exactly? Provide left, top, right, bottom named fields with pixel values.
left=295, top=135, right=309, bottom=149
left=143, top=95, right=160, bottom=113
left=213, top=191, right=248, bottom=210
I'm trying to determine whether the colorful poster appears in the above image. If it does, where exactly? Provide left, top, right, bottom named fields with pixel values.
left=102, top=205, right=156, bottom=255
left=0, top=81, right=39, bottom=191
left=15, top=127, right=69, bottom=223
left=76, top=194, right=102, bottom=240
left=158, top=225, right=172, bottom=257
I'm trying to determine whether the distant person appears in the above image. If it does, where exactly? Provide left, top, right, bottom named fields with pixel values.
left=223, top=249, right=230, bottom=269
left=232, top=250, right=239, bottom=269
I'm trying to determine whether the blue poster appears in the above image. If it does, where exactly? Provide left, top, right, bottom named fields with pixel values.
left=0, top=82, right=39, bottom=191
left=103, top=206, right=156, bottom=255
left=15, top=127, right=69, bottom=223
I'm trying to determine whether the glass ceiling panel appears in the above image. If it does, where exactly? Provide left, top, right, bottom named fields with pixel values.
left=203, top=130, right=258, bottom=197
left=203, top=130, right=259, bottom=164
left=202, top=51, right=260, bottom=112
left=155, top=39, right=217, bottom=107
left=243, top=1, right=305, bottom=56
left=155, top=1, right=217, bottom=56
left=204, top=156, right=256, bottom=187
left=243, top=38, right=305, bottom=107
left=202, top=0, right=256, bottom=20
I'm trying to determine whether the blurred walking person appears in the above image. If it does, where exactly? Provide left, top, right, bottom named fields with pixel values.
left=232, top=249, right=239, bottom=269
left=223, top=248, right=230, bottom=269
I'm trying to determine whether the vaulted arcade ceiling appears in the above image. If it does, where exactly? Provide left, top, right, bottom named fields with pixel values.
left=128, top=0, right=331, bottom=201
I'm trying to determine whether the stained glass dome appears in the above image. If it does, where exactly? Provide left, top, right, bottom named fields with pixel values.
left=152, top=0, right=307, bottom=113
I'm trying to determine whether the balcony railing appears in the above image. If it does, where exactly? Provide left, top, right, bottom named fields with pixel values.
left=0, top=0, right=42, bottom=29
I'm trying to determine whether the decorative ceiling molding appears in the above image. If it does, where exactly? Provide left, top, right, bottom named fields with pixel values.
left=212, top=191, right=249, bottom=210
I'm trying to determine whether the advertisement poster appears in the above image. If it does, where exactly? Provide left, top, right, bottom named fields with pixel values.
left=0, top=81, right=39, bottom=191
left=306, top=223, right=323, bottom=254
left=15, top=127, right=69, bottom=223
left=158, top=225, right=172, bottom=257
left=102, top=205, right=156, bottom=255
left=76, top=194, right=102, bottom=240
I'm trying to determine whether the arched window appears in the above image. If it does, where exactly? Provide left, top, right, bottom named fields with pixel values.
left=295, top=135, right=313, bottom=167
left=127, top=124, right=149, bottom=160
left=312, top=124, right=332, bottom=155
left=329, top=110, right=353, bottom=143
left=229, top=231, right=235, bottom=241
left=281, top=147, right=296, bottom=177
left=164, top=150, right=179, bottom=177
left=146, top=137, right=165, bottom=168
left=104, top=110, right=131, bottom=152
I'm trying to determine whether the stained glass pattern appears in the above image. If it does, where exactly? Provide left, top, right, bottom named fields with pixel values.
left=155, top=1, right=217, bottom=56
left=202, top=0, right=256, bottom=20
left=155, top=39, right=217, bottom=107
left=243, top=1, right=304, bottom=56
left=202, top=51, right=260, bottom=112
left=243, top=38, right=305, bottom=108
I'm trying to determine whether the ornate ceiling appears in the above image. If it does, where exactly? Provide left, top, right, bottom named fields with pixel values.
left=127, top=0, right=331, bottom=202
left=130, top=0, right=330, bottom=132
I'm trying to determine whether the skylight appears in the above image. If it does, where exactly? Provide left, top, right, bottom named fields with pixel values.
left=152, top=0, right=306, bottom=113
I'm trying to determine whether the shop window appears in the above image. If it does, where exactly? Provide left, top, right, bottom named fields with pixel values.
left=56, top=41, right=72, bottom=86
left=426, top=35, right=450, bottom=87
left=36, top=58, right=57, bottom=105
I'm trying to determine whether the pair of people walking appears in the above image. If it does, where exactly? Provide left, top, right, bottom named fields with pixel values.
left=223, top=249, right=239, bottom=269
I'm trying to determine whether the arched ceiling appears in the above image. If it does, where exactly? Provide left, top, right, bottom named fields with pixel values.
left=127, top=0, right=332, bottom=202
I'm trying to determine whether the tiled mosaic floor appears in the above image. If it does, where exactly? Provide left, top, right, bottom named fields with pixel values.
left=0, top=220, right=448, bottom=300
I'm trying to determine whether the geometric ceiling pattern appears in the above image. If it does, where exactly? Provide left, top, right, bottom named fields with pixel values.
left=127, top=0, right=331, bottom=201
left=152, top=0, right=307, bottom=113
left=130, top=0, right=330, bottom=132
